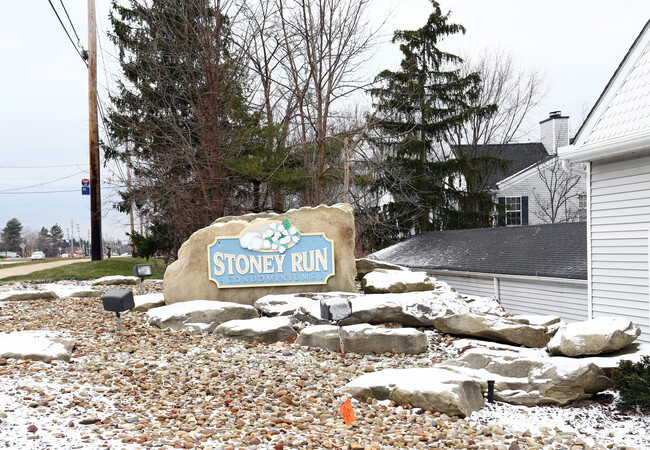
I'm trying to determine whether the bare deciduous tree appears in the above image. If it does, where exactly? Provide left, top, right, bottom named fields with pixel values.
left=533, top=157, right=585, bottom=223
left=277, top=0, right=378, bottom=205
left=448, top=48, right=546, bottom=190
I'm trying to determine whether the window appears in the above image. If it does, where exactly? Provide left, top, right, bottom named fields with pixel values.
left=505, top=196, right=522, bottom=226
left=578, top=193, right=587, bottom=221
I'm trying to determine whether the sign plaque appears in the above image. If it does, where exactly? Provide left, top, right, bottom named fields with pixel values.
left=207, top=218, right=335, bottom=289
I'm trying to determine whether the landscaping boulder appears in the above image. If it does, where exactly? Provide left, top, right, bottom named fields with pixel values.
left=256, top=289, right=488, bottom=327
left=0, top=331, right=76, bottom=362
left=91, top=275, right=139, bottom=286
left=433, top=312, right=552, bottom=348
left=147, top=300, right=258, bottom=333
left=254, top=293, right=330, bottom=324
left=214, top=316, right=297, bottom=343
left=0, top=289, right=58, bottom=301
left=548, top=317, right=641, bottom=357
left=296, top=324, right=428, bottom=354
left=346, top=291, right=469, bottom=326
left=341, top=368, right=484, bottom=417
left=164, top=204, right=357, bottom=305
left=133, top=293, right=166, bottom=312
left=440, top=347, right=612, bottom=406
left=42, top=283, right=101, bottom=299
left=355, top=258, right=407, bottom=280
left=360, top=269, right=437, bottom=294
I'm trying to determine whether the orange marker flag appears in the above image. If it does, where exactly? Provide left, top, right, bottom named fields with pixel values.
left=339, top=398, right=356, bottom=426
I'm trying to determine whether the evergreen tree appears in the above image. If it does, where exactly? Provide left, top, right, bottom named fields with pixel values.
left=36, top=227, right=50, bottom=254
left=105, top=0, right=270, bottom=255
left=366, top=1, right=499, bottom=248
left=1, top=218, right=22, bottom=252
left=49, top=224, right=65, bottom=256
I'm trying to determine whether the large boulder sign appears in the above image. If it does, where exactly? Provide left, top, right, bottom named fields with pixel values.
left=164, top=204, right=357, bottom=305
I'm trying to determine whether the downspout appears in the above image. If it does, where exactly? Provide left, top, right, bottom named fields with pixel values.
left=561, top=158, right=588, bottom=177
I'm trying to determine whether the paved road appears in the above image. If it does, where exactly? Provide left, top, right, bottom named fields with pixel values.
left=0, top=258, right=90, bottom=280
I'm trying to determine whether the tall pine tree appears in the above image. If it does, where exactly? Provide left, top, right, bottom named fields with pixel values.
left=366, top=1, right=499, bottom=248
left=1, top=218, right=22, bottom=253
left=105, top=0, right=274, bottom=255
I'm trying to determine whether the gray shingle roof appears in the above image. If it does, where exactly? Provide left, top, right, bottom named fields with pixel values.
left=453, top=143, right=549, bottom=189
left=370, top=222, right=587, bottom=280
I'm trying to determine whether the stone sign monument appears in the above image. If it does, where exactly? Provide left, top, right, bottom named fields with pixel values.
left=164, top=204, right=357, bottom=305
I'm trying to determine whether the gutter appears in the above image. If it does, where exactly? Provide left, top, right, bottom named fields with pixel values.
left=561, top=158, right=587, bottom=177
left=424, top=268, right=587, bottom=286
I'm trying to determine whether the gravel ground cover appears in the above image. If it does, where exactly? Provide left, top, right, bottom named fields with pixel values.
left=0, top=281, right=649, bottom=449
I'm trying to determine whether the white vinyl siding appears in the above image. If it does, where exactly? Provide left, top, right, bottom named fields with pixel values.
left=590, top=155, right=650, bottom=344
left=428, top=271, right=588, bottom=323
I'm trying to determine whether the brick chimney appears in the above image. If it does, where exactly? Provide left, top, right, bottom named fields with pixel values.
left=540, top=111, right=569, bottom=155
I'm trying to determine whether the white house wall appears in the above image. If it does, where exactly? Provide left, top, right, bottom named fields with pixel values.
left=428, top=271, right=588, bottom=323
left=590, top=155, right=650, bottom=343
left=497, top=163, right=586, bottom=225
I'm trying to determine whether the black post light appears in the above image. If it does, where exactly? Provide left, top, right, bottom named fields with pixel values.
left=102, top=289, right=135, bottom=332
left=320, top=298, right=353, bottom=353
left=133, top=264, right=153, bottom=294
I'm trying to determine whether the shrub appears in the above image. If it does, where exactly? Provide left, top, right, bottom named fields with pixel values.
left=612, top=355, right=650, bottom=412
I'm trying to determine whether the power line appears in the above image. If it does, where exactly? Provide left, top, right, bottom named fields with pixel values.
left=0, top=189, right=79, bottom=195
left=0, top=164, right=89, bottom=169
left=46, top=0, right=88, bottom=66
left=59, top=0, right=82, bottom=47
left=0, top=170, right=86, bottom=193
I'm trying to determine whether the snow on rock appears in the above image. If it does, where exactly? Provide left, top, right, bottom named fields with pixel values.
left=346, top=291, right=470, bottom=326
left=341, top=367, right=484, bottom=417
left=91, top=275, right=139, bottom=286
left=440, top=347, right=611, bottom=406
left=508, top=314, right=561, bottom=327
left=0, top=330, right=76, bottom=362
left=147, top=300, right=258, bottom=333
left=360, top=269, right=437, bottom=294
left=41, top=283, right=101, bottom=298
left=296, top=323, right=428, bottom=354
left=132, top=293, right=166, bottom=312
left=255, top=288, right=499, bottom=328
left=433, top=312, right=553, bottom=348
left=462, top=294, right=506, bottom=316
left=0, top=289, right=58, bottom=301
left=355, top=258, right=408, bottom=279
left=548, top=316, right=642, bottom=357
left=214, top=316, right=297, bottom=343
left=254, top=293, right=330, bottom=323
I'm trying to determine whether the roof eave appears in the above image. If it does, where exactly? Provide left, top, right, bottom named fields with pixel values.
left=559, top=131, right=650, bottom=163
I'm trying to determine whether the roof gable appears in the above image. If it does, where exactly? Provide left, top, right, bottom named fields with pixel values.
left=562, top=20, right=650, bottom=161
left=371, top=222, right=587, bottom=280
left=454, top=143, right=548, bottom=188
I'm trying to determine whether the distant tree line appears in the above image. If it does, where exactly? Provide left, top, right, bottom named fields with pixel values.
left=104, top=0, right=544, bottom=257
left=0, top=218, right=89, bottom=258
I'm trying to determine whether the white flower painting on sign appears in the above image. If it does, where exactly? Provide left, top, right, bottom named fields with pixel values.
left=239, top=218, right=301, bottom=253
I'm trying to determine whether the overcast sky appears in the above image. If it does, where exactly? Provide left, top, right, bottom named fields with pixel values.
left=1, top=1, right=649, bottom=242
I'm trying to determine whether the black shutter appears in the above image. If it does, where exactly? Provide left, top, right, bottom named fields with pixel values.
left=497, top=197, right=505, bottom=227
left=521, top=196, right=529, bottom=225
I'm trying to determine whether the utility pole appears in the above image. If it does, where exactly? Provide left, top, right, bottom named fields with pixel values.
left=88, top=0, right=102, bottom=260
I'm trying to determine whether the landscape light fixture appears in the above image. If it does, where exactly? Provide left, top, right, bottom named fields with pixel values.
left=320, top=298, right=353, bottom=353
left=101, top=289, right=135, bottom=332
left=133, top=264, right=153, bottom=294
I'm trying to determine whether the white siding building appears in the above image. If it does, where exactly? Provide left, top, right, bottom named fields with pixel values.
left=496, top=113, right=587, bottom=227
left=371, top=222, right=589, bottom=325
left=559, top=20, right=650, bottom=344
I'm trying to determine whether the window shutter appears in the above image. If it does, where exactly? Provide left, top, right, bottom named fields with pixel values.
left=521, top=196, right=529, bottom=225
left=497, top=197, right=505, bottom=227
